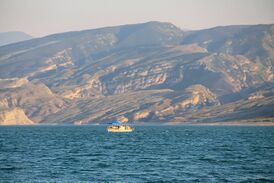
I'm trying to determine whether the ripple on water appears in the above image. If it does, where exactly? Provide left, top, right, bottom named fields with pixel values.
left=0, top=125, right=273, bottom=182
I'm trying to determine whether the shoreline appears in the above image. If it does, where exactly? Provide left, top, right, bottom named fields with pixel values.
left=1, top=121, right=274, bottom=126
left=191, top=122, right=274, bottom=126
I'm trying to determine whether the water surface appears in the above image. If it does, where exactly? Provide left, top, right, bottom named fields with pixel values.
left=0, top=125, right=273, bottom=182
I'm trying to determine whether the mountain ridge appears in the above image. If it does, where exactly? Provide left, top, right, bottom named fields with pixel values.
left=0, top=31, right=33, bottom=47
left=0, top=21, right=273, bottom=125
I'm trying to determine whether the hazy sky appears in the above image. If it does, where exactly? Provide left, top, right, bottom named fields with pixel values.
left=0, top=0, right=274, bottom=37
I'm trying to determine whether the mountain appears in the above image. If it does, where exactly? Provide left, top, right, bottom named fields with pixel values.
left=0, top=108, right=33, bottom=125
left=0, top=31, right=33, bottom=47
left=0, top=21, right=273, bottom=125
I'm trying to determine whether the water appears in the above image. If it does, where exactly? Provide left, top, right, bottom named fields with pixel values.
left=0, top=125, right=274, bottom=182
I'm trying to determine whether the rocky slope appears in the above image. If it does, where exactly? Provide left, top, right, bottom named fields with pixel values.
left=0, top=22, right=273, bottom=124
left=0, top=108, right=33, bottom=125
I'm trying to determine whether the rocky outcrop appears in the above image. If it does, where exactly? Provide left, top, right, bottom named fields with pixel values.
left=153, top=85, right=220, bottom=119
left=0, top=108, right=33, bottom=125
left=0, top=78, right=29, bottom=89
left=133, top=111, right=150, bottom=121
left=197, top=53, right=269, bottom=93
left=0, top=80, right=66, bottom=123
left=62, top=77, right=104, bottom=99
left=248, top=92, right=265, bottom=100
left=0, top=22, right=273, bottom=124
left=117, top=116, right=129, bottom=123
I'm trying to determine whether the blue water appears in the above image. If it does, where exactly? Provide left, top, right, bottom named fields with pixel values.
left=0, top=125, right=274, bottom=182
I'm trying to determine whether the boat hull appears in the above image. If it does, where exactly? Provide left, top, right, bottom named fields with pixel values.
left=107, top=125, right=134, bottom=132
left=107, top=128, right=133, bottom=132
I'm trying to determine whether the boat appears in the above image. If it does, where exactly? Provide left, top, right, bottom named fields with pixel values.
left=107, top=121, right=134, bottom=132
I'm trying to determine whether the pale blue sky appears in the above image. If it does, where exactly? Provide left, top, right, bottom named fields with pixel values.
left=0, top=0, right=273, bottom=37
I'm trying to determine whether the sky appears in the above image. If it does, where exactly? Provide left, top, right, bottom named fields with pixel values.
left=0, top=0, right=274, bottom=37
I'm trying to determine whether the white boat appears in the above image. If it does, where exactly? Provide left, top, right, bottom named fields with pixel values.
left=107, top=122, right=134, bottom=132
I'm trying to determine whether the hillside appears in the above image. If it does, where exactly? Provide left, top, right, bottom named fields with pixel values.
left=0, top=22, right=273, bottom=125
left=0, top=31, right=33, bottom=47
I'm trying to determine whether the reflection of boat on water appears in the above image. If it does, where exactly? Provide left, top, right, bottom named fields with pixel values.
left=107, top=121, right=134, bottom=132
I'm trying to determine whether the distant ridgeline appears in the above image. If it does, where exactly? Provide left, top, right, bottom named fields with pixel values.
left=0, top=21, right=273, bottom=125
left=0, top=31, right=32, bottom=47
